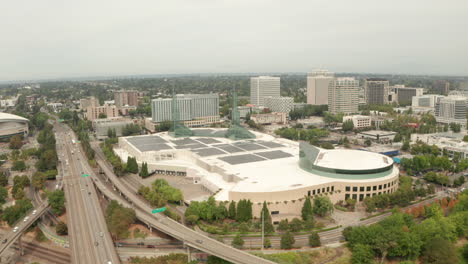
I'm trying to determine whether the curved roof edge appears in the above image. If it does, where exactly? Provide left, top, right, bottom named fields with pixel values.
left=0, top=112, right=29, bottom=122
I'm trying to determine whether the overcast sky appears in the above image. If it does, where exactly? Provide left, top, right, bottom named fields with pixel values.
left=1, top=0, right=467, bottom=81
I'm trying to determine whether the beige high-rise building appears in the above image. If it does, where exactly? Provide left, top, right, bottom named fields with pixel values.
left=80, top=96, right=99, bottom=110
left=250, top=76, right=280, bottom=106
left=306, top=69, right=334, bottom=105
left=114, top=90, right=139, bottom=108
left=364, top=78, right=390, bottom=105
left=328, top=77, right=359, bottom=114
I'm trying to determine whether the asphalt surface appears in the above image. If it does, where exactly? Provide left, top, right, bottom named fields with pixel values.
left=0, top=202, right=49, bottom=256
left=56, top=122, right=120, bottom=264
left=91, top=142, right=276, bottom=264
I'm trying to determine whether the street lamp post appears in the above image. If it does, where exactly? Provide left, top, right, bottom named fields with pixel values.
left=261, top=209, right=264, bottom=251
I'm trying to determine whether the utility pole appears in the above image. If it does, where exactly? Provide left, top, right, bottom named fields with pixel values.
left=261, top=209, right=264, bottom=251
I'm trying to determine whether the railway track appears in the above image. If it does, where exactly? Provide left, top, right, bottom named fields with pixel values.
left=12, top=242, right=70, bottom=264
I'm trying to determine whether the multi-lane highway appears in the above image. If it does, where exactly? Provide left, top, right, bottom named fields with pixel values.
left=91, top=144, right=276, bottom=264
left=55, top=122, right=120, bottom=264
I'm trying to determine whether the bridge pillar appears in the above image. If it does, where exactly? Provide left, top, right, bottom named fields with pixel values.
left=186, top=246, right=192, bottom=262
left=18, top=234, right=24, bottom=256
left=147, top=224, right=152, bottom=233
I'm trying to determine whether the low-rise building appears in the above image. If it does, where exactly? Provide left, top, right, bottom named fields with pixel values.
left=251, top=112, right=287, bottom=125
left=343, top=115, right=372, bottom=129
left=92, top=118, right=134, bottom=139
left=263, top=96, right=294, bottom=114
left=85, top=105, right=119, bottom=121
left=411, top=132, right=468, bottom=159
left=358, top=130, right=397, bottom=142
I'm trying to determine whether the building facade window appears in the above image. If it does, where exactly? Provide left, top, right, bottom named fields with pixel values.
left=353, top=187, right=358, bottom=192
left=346, top=186, right=350, bottom=192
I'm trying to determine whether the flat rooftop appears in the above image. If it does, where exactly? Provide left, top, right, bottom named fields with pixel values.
left=119, top=129, right=398, bottom=198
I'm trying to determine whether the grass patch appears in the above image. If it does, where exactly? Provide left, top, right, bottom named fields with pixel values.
left=360, top=210, right=391, bottom=221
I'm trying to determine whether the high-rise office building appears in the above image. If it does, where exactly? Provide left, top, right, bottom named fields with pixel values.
left=151, top=93, right=219, bottom=123
left=434, top=95, right=467, bottom=129
left=263, top=96, right=294, bottom=113
left=328, top=77, right=359, bottom=114
left=114, top=90, right=139, bottom=108
left=364, top=78, right=390, bottom=105
left=306, top=69, right=334, bottom=105
left=250, top=76, right=280, bottom=106
left=433, top=80, right=450, bottom=95
left=394, top=87, right=424, bottom=105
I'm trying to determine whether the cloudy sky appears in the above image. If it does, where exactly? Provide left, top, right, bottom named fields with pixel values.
left=1, top=0, right=467, bottom=81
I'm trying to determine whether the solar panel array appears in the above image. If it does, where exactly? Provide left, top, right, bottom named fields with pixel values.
left=126, top=135, right=292, bottom=164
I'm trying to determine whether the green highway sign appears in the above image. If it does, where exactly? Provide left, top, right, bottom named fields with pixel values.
left=58, top=119, right=64, bottom=122
left=151, top=207, right=166, bottom=214
left=81, top=174, right=90, bottom=178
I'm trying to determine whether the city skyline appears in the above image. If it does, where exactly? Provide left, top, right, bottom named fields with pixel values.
left=1, top=0, right=468, bottom=81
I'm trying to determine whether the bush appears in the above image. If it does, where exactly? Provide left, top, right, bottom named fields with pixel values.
left=56, top=221, right=68, bottom=236
left=12, top=160, right=27, bottom=171
left=308, top=232, right=321, bottom=247
left=231, top=234, right=244, bottom=249
left=280, top=232, right=295, bottom=249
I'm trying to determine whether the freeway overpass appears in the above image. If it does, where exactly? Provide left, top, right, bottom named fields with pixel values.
left=92, top=144, right=275, bottom=264
left=0, top=202, right=49, bottom=257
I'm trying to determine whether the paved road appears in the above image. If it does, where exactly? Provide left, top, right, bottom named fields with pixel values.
left=91, top=142, right=276, bottom=264
left=0, top=202, right=49, bottom=257
left=55, top=122, right=120, bottom=264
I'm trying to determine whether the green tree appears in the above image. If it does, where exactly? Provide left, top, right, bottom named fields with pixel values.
left=423, top=238, right=457, bottom=264
left=9, top=135, right=23, bottom=149
left=263, top=238, right=271, bottom=248
left=0, top=186, right=8, bottom=205
left=125, top=156, right=138, bottom=174
left=228, top=201, right=236, bottom=220
left=2, top=199, right=33, bottom=226
left=48, top=190, right=65, bottom=215
left=401, top=140, right=410, bottom=151
left=0, top=172, right=8, bottom=187
left=98, top=113, right=107, bottom=119
left=12, top=160, right=27, bottom=171
left=32, top=171, right=47, bottom=189
left=289, top=218, right=303, bottom=232
left=106, top=200, right=136, bottom=240
left=449, top=123, right=461, bottom=133
left=301, top=196, right=313, bottom=221
left=313, top=196, right=334, bottom=217
left=231, top=234, right=244, bottom=249
left=364, top=138, right=372, bottom=146
left=277, top=219, right=289, bottom=231
left=139, top=162, right=149, bottom=178
left=342, top=119, right=354, bottom=132
left=280, top=231, right=295, bottom=249
left=260, top=201, right=274, bottom=234
left=308, top=232, right=321, bottom=247
left=351, top=244, right=374, bottom=264
left=56, top=221, right=68, bottom=235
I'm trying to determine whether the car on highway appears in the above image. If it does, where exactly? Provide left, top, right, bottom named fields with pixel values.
left=99, top=232, right=103, bottom=237
left=95, top=241, right=99, bottom=246
left=32, top=210, right=37, bottom=215
left=147, top=245, right=155, bottom=248
left=196, top=239, right=203, bottom=244
left=23, top=216, right=29, bottom=222
left=2, top=239, right=7, bottom=244
left=13, top=227, right=19, bottom=233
